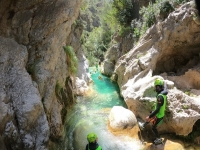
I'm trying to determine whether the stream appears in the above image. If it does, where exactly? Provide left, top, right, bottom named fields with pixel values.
left=63, top=68, right=142, bottom=150
left=51, top=68, right=200, bottom=150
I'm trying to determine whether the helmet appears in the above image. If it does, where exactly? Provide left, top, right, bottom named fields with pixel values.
left=154, top=79, right=164, bottom=86
left=87, top=133, right=97, bottom=143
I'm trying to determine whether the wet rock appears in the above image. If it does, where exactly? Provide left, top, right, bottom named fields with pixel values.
left=108, top=106, right=137, bottom=131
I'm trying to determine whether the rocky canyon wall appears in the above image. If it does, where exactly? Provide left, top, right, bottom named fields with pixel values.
left=103, top=1, right=200, bottom=137
left=0, top=0, right=85, bottom=149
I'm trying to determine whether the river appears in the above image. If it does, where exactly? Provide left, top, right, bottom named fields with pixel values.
left=63, top=68, right=142, bottom=150
left=51, top=68, right=200, bottom=150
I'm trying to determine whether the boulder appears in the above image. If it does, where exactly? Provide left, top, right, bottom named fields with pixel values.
left=109, top=106, right=137, bottom=131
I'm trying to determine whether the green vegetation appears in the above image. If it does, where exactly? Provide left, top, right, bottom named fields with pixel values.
left=81, top=0, right=190, bottom=65
left=80, top=0, right=114, bottom=66
left=114, top=0, right=189, bottom=38
left=177, top=109, right=183, bottom=113
left=182, top=104, right=188, bottom=109
left=112, top=0, right=135, bottom=26
left=63, top=46, right=78, bottom=75
left=184, top=90, right=196, bottom=97
left=138, top=0, right=188, bottom=37
left=61, top=108, right=67, bottom=124
left=55, top=82, right=63, bottom=99
left=82, top=27, right=110, bottom=66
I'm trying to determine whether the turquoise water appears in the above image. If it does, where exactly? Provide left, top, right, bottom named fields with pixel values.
left=52, top=68, right=198, bottom=150
left=89, top=67, right=127, bottom=109
left=91, top=69, right=121, bottom=94
left=59, top=68, right=141, bottom=150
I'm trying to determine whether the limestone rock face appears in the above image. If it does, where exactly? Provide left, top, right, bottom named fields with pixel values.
left=109, top=106, right=137, bottom=131
left=0, top=0, right=84, bottom=149
left=0, top=36, right=49, bottom=149
left=74, top=77, right=90, bottom=95
left=164, top=89, right=200, bottom=135
left=113, top=2, right=200, bottom=135
left=68, top=23, right=92, bottom=95
left=102, top=44, right=120, bottom=76
left=102, top=0, right=154, bottom=76
left=102, top=34, right=134, bottom=76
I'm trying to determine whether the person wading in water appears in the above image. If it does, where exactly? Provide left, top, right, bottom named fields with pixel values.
left=86, top=133, right=102, bottom=150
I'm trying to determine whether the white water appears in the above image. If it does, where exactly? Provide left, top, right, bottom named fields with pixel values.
left=59, top=70, right=143, bottom=150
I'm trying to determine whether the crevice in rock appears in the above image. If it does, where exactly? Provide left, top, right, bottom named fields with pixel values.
left=153, top=44, right=200, bottom=90
left=154, top=45, right=200, bottom=75
left=177, top=119, right=200, bottom=143
left=7, top=10, right=15, bottom=20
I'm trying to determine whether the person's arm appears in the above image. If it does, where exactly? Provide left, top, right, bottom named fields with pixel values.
left=149, top=95, right=164, bottom=118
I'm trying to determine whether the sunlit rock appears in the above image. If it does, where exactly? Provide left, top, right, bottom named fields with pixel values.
left=0, top=36, right=49, bottom=149
left=112, top=2, right=200, bottom=136
left=102, top=44, right=120, bottom=76
left=68, top=22, right=92, bottom=85
left=109, top=106, right=137, bottom=131
left=74, top=77, right=90, bottom=95
left=0, top=0, right=83, bottom=148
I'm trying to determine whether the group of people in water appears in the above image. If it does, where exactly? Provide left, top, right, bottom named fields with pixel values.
left=86, top=78, right=168, bottom=149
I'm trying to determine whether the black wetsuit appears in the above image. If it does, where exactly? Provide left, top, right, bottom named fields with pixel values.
left=144, top=89, right=168, bottom=138
left=149, top=94, right=165, bottom=138
left=85, top=142, right=102, bottom=150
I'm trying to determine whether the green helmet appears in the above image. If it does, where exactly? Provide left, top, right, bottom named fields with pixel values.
left=87, top=133, right=97, bottom=143
left=154, top=79, right=164, bottom=86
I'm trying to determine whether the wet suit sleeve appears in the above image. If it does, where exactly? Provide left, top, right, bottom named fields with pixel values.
left=149, top=95, right=164, bottom=118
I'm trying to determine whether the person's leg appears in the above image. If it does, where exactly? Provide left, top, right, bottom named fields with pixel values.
left=152, top=117, right=163, bottom=144
left=152, top=125, right=159, bottom=138
left=152, top=117, right=163, bottom=137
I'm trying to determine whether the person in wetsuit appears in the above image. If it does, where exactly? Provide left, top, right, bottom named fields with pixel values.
left=86, top=133, right=102, bottom=150
left=139, top=79, right=168, bottom=144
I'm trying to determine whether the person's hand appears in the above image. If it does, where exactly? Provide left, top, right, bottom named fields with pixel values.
left=146, top=116, right=150, bottom=122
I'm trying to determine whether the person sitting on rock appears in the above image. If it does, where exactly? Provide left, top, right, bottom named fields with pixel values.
left=138, top=79, right=168, bottom=145
left=86, top=133, right=102, bottom=150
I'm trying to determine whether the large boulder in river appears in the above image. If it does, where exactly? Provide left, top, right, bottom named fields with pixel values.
left=108, top=106, right=137, bottom=131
